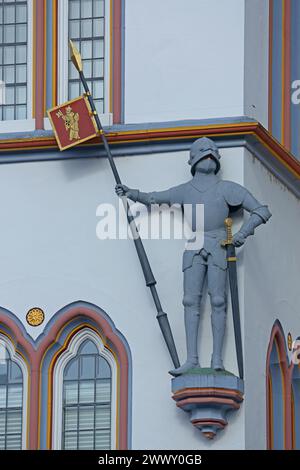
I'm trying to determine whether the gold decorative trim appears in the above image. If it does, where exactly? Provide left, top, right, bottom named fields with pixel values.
left=26, top=308, right=45, bottom=327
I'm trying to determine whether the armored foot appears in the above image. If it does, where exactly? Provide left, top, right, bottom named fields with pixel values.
left=211, top=355, right=224, bottom=371
left=169, top=360, right=200, bottom=377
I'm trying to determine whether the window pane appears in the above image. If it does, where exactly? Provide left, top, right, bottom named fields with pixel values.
left=3, top=106, right=15, bottom=120
left=79, top=406, right=94, bottom=430
left=93, top=80, right=103, bottom=99
left=95, top=99, right=104, bottom=115
left=81, top=19, right=92, bottom=38
left=7, top=384, right=22, bottom=408
left=64, top=382, right=78, bottom=404
left=16, top=105, right=26, bottom=120
left=16, top=24, right=26, bottom=42
left=79, top=381, right=94, bottom=403
left=7, top=410, right=22, bottom=434
left=64, top=432, right=77, bottom=450
left=4, top=65, right=15, bottom=84
left=5, top=87, right=14, bottom=105
left=93, top=39, right=104, bottom=58
left=16, top=86, right=26, bottom=104
left=6, top=434, right=21, bottom=450
left=95, top=429, right=110, bottom=450
left=96, top=406, right=110, bottom=429
left=0, top=435, right=5, bottom=450
left=16, top=45, right=26, bottom=64
left=83, top=60, right=92, bottom=78
left=78, top=431, right=94, bottom=450
left=0, top=363, right=7, bottom=385
left=93, top=59, right=104, bottom=78
left=4, top=5, right=15, bottom=24
left=16, top=64, right=26, bottom=83
left=4, top=46, right=14, bottom=64
left=97, top=357, right=111, bottom=378
left=69, top=81, right=79, bottom=99
left=93, top=0, right=104, bottom=17
left=69, top=0, right=80, bottom=19
left=81, top=41, right=92, bottom=59
left=79, top=340, right=97, bottom=355
left=80, top=356, right=95, bottom=379
left=93, top=18, right=104, bottom=37
left=82, top=0, right=92, bottom=18
left=96, top=380, right=110, bottom=402
left=64, top=358, right=79, bottom=380
left=4, top=25, right=15, bottom=43
left=0, top=386, right=6, bottom=408
left=64, top=408, right=77, bottom=432
left=0, top=411, right=5, bottom=434
left=16, top=5, right=27, bottom=23
left=69, top=19, right=80, bottom=39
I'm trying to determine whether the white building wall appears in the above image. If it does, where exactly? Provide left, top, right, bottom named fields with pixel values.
left=0, top=146, right=247, bottom=449
left=124, top=0, right=245, bottom=123
left=244, top=151, right=300, bottom=449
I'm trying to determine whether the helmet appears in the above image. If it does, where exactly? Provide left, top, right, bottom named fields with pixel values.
left=188, top=137, right=221, bottom=175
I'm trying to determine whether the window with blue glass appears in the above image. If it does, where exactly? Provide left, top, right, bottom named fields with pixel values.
left=0, top=0, right=28, bottom=121
left=68, top=0, right=105, bottom=115
left=62, top=339, right=112, bottom=450
left=0, top=345, right=23, bottom=450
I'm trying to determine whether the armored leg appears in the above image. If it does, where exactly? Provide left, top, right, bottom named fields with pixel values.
left=169, top=257, right=206, bottom=376
left=207, top=262, right=227, bottom=371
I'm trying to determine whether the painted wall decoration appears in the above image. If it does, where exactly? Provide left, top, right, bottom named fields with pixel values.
left=0, top=301, right=132, bottom=450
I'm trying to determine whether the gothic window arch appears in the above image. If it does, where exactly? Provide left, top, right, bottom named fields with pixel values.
left=266, top=321, right=288, bottom=450
left=52, top=327, right=117, bottom=450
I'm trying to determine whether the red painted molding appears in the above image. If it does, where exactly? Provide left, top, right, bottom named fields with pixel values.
left=34, top=0, right=46, bottom=129
left=1, top=121, right=300, bottom=181
left=112, top=0, right=122, bottom=123
left=283, top=0, right=291, bottom=149
left=268, top=0, right=273, bottom=133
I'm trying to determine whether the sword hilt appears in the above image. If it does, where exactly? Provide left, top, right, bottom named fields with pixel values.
left=221, top=218, right=233, bottom=246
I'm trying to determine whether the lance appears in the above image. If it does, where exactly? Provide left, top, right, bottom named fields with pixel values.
left=69, top=40, right=180, bottom=369
left=222, top=218, right=244, bottom=379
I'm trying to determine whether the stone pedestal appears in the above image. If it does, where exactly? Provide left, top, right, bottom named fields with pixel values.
left=172, top=369, right=244, bottom=439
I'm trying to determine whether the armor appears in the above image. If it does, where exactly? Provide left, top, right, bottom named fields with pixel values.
left=116, top=137, right=272, bottom=375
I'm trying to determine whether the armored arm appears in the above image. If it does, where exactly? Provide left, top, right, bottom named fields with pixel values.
left=115, top=184, right=182, bottom=206
left=222, top=181, right=271, bottom=247
left=233, top=192, right=271, bottom=246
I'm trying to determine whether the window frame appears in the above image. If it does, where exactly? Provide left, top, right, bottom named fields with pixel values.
left=0, top=333, right=28, bottom=450
left=51, top=328, right=117, bottom=450
left=0, top=0, right=34, bottom=132
left=56, top=0, right=112, bottom=127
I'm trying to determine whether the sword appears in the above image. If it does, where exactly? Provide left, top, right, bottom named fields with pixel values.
left=68, top=41, right=180, bottom=369
left=222, top=218, right=244, bottom=379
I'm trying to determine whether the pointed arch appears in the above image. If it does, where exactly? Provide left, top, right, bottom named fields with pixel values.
left=266, top=320, right=290, bottom=449
left=37, top=301, right=131, bottom=450
left=0, top=308, right=34, bottom=449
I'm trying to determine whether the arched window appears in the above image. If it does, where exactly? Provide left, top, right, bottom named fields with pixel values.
left=291, top=361, right=300, bottom=449
left=0, top=335, right=28, bottom=449
left=266, top=322, right=288, bottom=449
left=52, top=328, right=117, bottom=450
left=58, top=0, right=111, bottom=124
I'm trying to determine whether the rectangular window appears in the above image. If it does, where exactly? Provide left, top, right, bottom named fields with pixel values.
left=68, top=0, right=105, bottom=116
left=0, top=0, right=28, bottom=122
left=57, top=0, right=111, bottom=126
